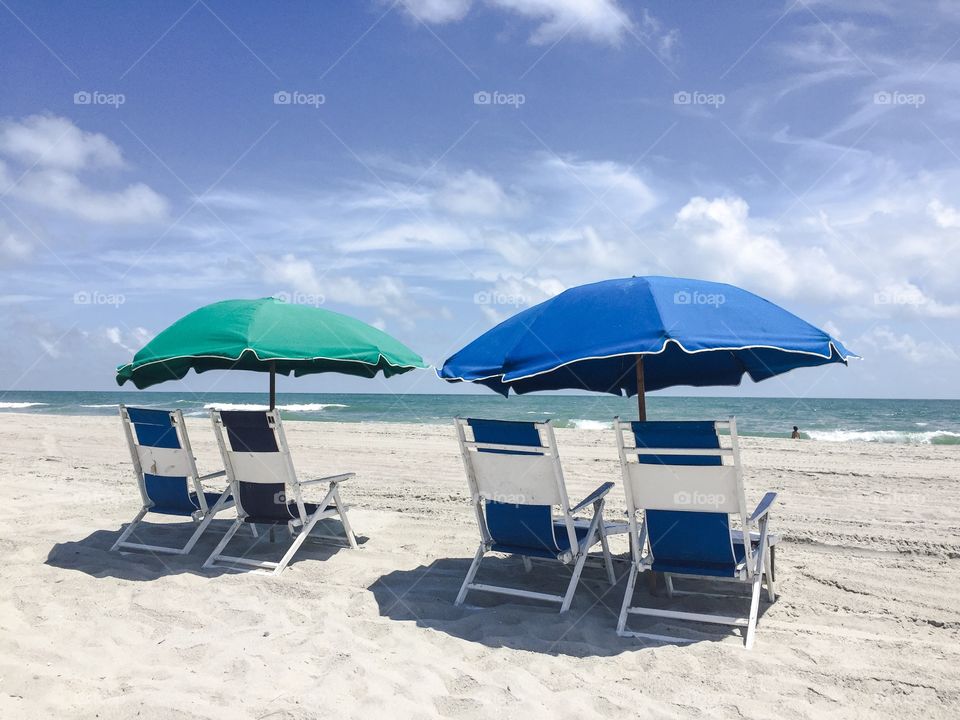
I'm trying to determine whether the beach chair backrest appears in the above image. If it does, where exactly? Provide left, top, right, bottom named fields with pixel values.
left=456, top=418, right=578, bottom=556
left=617, top=419, right=751, bottom=575
left=212, top=409, right=304, bottom=523
left=120, top=406, right=205, bottom=514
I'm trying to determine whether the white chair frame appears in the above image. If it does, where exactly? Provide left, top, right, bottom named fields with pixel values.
left=111, top=405, right=233, bottom=555
left=615, top=418, right=777, bottom=649
left=204, top=409, right=357, bottom=575
left=454, top=418, right=616, bottom=613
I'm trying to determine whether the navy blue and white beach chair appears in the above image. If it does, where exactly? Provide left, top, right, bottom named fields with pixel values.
left=615, top=418, right=777, bottom=649
left=204, top=409, right=357, bottom=575
left=111, top=406, right=234, bottom=555
left=454, top=418, right=616, bottom=613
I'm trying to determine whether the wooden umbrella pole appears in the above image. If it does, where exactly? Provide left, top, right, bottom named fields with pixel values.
left=269, top=360, right=276, bottom=410
left=634, top=354, right=658, bottom=593
left=635, top=356, right=647, bottom=421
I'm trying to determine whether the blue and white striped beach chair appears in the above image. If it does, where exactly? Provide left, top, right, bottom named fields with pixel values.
left=111, top=406, right=234, bottom=555
left=454, top=418, right=616, bottom=613
left=615, top=419, right=777, bottom=648
left=203, top=409, right=357, bottom=575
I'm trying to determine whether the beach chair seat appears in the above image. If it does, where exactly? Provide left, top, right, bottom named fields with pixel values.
left=111, top=406, right=234, bottom=555
left=203, top=409, right=357, bottom=575
left=454, top=418, right=616, bottom=613
left=615, top=419, right=777, bottom=649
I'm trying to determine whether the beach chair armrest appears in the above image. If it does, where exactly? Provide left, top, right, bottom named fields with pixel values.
left=301, top=472, right=355, bottom=486
left=570, top=482, right=615, bottom=514
left=198, top=470, right=227, bottom=482
left=748, top=492, right=777, bottom=522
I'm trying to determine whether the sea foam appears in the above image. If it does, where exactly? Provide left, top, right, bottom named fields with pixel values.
left=807, top=429, right=960, bottom=445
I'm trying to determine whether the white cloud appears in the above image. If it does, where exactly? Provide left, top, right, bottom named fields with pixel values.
left=104, top=326, right=152, bottom=355
left=12, top=170, right=168, bottom=224
left=871, top=280, right=960, bottom=319
left=400, top=0, right=642, bottom=47
left=638, top=8, right=679, bottom=62
left=0, top=114, right=123, bottom=170
left=0, top=115, right=168, bottom=224
left=529, top=155, right=658, bottom=224
left=434, top=171, right=522, bottom=217
left=260, top=253, right=428, bottom=323
left=0, top=220, right=31, bottom=263
left=928, top=199, right=960, bottom=229
left=400, top=0, right=472, bottom=23
left=856, top=326, right=957, bottom=365
left=674, top=196, right=862, bottom=301
left=488, top=0, right=632, bottom=45
left=346, top=221, right=473, bottom=252
left=474, top=272, right=565, bottom=323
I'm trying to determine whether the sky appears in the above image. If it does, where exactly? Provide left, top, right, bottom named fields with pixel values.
left=0, top=0, right=958, bottom=399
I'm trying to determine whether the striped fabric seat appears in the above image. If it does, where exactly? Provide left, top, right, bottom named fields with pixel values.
left=615, top=418, right=778, bottom=649
left=454, top=418, right=616, bottom=613
left=111, top=406, right=233, bottom=555
left=203, top=409, right=357, bottom=575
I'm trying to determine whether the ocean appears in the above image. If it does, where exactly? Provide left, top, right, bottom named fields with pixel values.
left=0, top=391, right=957, bottom=445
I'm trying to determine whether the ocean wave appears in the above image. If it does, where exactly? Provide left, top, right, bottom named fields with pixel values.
left=568, top=419, right=613, bottom=431
left=81, top=403, right=118, bottom=408
left=203, top=402, right=348, bottom=413
left=282, top=403, right=348, bottom=412
left=0, top=401, right=48, bottom=409
left=204, top=402, right=270, bottom=411
left=807, top=429, right=960, bottom=445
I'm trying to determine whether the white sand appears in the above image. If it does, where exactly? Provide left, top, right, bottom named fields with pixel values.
left=0, top=413, right=958, bottom=718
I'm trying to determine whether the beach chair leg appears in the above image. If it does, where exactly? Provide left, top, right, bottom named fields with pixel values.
left=664, top=574, right=675, bottom=598
left=331, top=485, right=358, bottom=549
left=181, top=512, right=214, bottom=555
left=203, top=518, right=244, bottom=569
left=617, top=564, right=639, bottom=635
left=522, top=556, right=533, bottom=572
left=597, top=513, right=616, bottom=585
left=455, top=545, right=485, bottom=606
left=250, top=523, right=259, bottom=538
left=181, top=488, right=231, bottom=555
left=110, top=507, right=151, bottom=552
left=745, top=575, right=762, bottom=649
left=764, top=544, right=776, bottom=602
left=272, top=517, right=316, bottom=575
left=561, top=547, right=591, bottom=613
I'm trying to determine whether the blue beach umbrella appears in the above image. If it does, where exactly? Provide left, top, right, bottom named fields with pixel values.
left=439, top=276, right=857, bottom=418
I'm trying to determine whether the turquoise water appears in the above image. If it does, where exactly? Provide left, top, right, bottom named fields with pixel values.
left=0, top=391, right=958, bottom=445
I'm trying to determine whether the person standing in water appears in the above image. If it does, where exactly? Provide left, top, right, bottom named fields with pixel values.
left=791, top=426, right=801, bottom=439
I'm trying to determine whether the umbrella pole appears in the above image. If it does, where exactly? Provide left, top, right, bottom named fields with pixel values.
left=269, top=361, right=276, bottom=410
left=635, top=356, right=647, bottom=421
left=636, top=354, right=659, bottom=593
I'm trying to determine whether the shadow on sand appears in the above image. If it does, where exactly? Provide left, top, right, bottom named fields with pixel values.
left=368, top=555, right=775, bottom=656
left=46, top=517, right=366, bottom=581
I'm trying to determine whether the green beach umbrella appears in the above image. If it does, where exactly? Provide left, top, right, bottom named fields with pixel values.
left=116, top=298, right=428, bottom=408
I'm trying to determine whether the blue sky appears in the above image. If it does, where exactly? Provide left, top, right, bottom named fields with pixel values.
left=1, top=0, right=958, bottom=398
